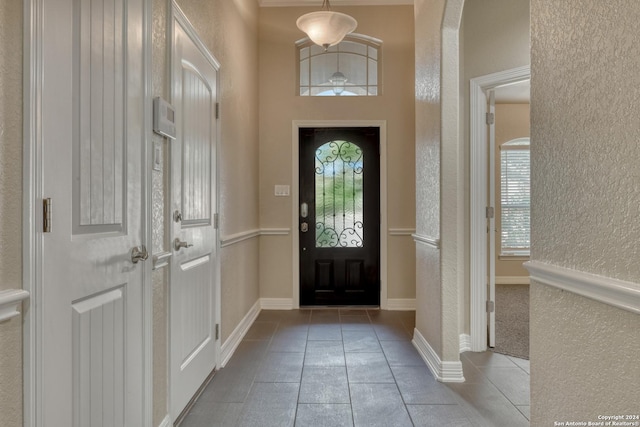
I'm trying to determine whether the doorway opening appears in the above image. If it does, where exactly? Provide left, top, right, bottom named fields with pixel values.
left=469, top=66, right=530, bottom=352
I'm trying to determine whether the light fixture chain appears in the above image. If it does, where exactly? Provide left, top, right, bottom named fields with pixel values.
left=322, top=0, right=331, bottom=11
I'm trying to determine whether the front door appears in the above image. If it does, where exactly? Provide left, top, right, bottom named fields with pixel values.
left=170, top=10, right=219, bottom=419
left=39, top=0, right=147, bottom=424
left=299, top=127, right=380, bottom=306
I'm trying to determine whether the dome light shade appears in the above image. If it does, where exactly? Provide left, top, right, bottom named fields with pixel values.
left=296, top=10, right=357, bottom=50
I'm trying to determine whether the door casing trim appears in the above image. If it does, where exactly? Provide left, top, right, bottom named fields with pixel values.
left=292, top=120, right=388, bottom=309
left=469, top=66, right=530, bottom=352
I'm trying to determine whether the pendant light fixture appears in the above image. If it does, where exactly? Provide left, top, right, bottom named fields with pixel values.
left=296, top=0, right=357, bottom=51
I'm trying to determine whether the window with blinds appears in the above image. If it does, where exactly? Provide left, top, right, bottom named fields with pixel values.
left=500, top=138, right=530, bottom=256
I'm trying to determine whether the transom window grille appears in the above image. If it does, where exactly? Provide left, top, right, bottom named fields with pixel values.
left=298, top=34, right=381, bottom=97
left=315, top=140, right=364, bottom=247
left=500, top=137, right=530, bottom=256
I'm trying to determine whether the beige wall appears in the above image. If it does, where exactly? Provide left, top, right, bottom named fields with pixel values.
left=494, top=103, right=530, bottom=279
left=530, top=0, right=640, bottom=423
left=414, top=0, right=445, bottom=356
left=461, top=0, right=530, bottom=334
left=258, top=6, right=416, bottom=304
left=0, top=1, right=24, bottom=425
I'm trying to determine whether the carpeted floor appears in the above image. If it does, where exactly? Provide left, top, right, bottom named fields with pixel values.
left=492, top=284, right=529, bottom=360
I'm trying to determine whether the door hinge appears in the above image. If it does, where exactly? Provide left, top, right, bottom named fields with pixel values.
left=486, top=300, right=495, bottom=313
left=215, top=102, right=220, bottom=119
left=214, top=213, right=219, bottom=229
left=486, top=112, right=494, bottom=125
left=215, top=324, right=219, bottom=340
left=43, top=198, right=52, bottom=233
left=486, top=207, right=494, bottom=219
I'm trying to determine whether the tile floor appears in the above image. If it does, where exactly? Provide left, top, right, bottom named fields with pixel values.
left=179, top=309, right=530, bottom=427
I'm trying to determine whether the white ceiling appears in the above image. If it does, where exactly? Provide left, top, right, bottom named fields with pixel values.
left=259, top=0, right=413, bottom=6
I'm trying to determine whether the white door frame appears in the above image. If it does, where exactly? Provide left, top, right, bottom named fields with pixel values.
left=291, top=120, right=388, bottom=309
left=469, top=65, right=530, bottom=352
left=22, top=0, right=154, bottom=425
left=168, top=2, right=222, bottom=419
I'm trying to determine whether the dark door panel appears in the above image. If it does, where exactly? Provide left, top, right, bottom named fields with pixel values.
left=299, top=127, right=380, bottom=306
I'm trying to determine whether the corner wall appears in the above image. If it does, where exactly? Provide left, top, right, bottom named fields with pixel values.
left=413, top=0, right=446, bottom=360
left=530, top=0, right=640, bottom=423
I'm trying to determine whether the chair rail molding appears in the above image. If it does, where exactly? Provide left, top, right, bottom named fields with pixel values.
left=220, top=229, right=261, bottom=247
left=412, top=233, right=440, bottom=249
left=525, top=261, right=640, bottom=314
left=0, top=289, right=30, bottom=322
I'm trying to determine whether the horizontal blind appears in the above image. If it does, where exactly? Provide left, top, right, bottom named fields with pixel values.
left=500, top=147, right=530, bottom=255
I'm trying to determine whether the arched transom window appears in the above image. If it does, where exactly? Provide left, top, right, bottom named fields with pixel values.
left=297, top=34, right=382, bottom=97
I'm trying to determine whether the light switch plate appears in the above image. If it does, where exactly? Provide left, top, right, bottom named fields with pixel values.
left=274, top=185, right=290, bottom=197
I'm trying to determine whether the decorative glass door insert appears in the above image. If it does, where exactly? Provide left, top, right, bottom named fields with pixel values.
left=315, top=140, right=364, bottom=248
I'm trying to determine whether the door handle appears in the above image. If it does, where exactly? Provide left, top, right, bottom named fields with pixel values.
left=300, top=222, right=309, bottom=232
left=131, top=245, right=149, bottom=264
left=174, top=238, right=193, bottom=251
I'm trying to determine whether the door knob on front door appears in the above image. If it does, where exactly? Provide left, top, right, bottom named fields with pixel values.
left=300, top=222, right=309, bottom=232
left=131, top=245, right=149, bottom=264
left=174, top=238, right=193, bottom=251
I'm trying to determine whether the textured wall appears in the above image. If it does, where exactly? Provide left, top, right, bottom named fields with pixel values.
left=151, top=0, right=169, bottom=423
left=0, top=0, right=23, bottom=426
left=258, top=6, right=416, bottom=302
left=530, top=0, right=640, bottom=423
left=414, top=0, right=444, bottom=354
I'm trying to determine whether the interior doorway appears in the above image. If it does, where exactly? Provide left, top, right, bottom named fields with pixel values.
left=298, top=127, right=381, bottom=306
left=469, top=66, right=530, bottom=352
left=488, top=82, right=531, bottom=358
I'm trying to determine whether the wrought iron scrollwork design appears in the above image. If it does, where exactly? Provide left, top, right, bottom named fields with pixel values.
left=315, top=140, right=364, bottom=248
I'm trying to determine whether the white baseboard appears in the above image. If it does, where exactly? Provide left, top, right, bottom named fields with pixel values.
left=157, top=414, right=171, bottom=427
left=386, top=298, right=416, bottom=311
left=260, top=298, right=294, bottom=310
left=459, top=334, right=471, bottom=353
left=220, top=300, right=261, bottom=367
left=495, top=276, right=530, bottom=285
left=412, top=328, right=465, bottom=383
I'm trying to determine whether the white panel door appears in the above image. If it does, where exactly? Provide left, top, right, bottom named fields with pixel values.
left=39, top=0, right=147, bottom=425
left=170, top=9, right=219, bottom=419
